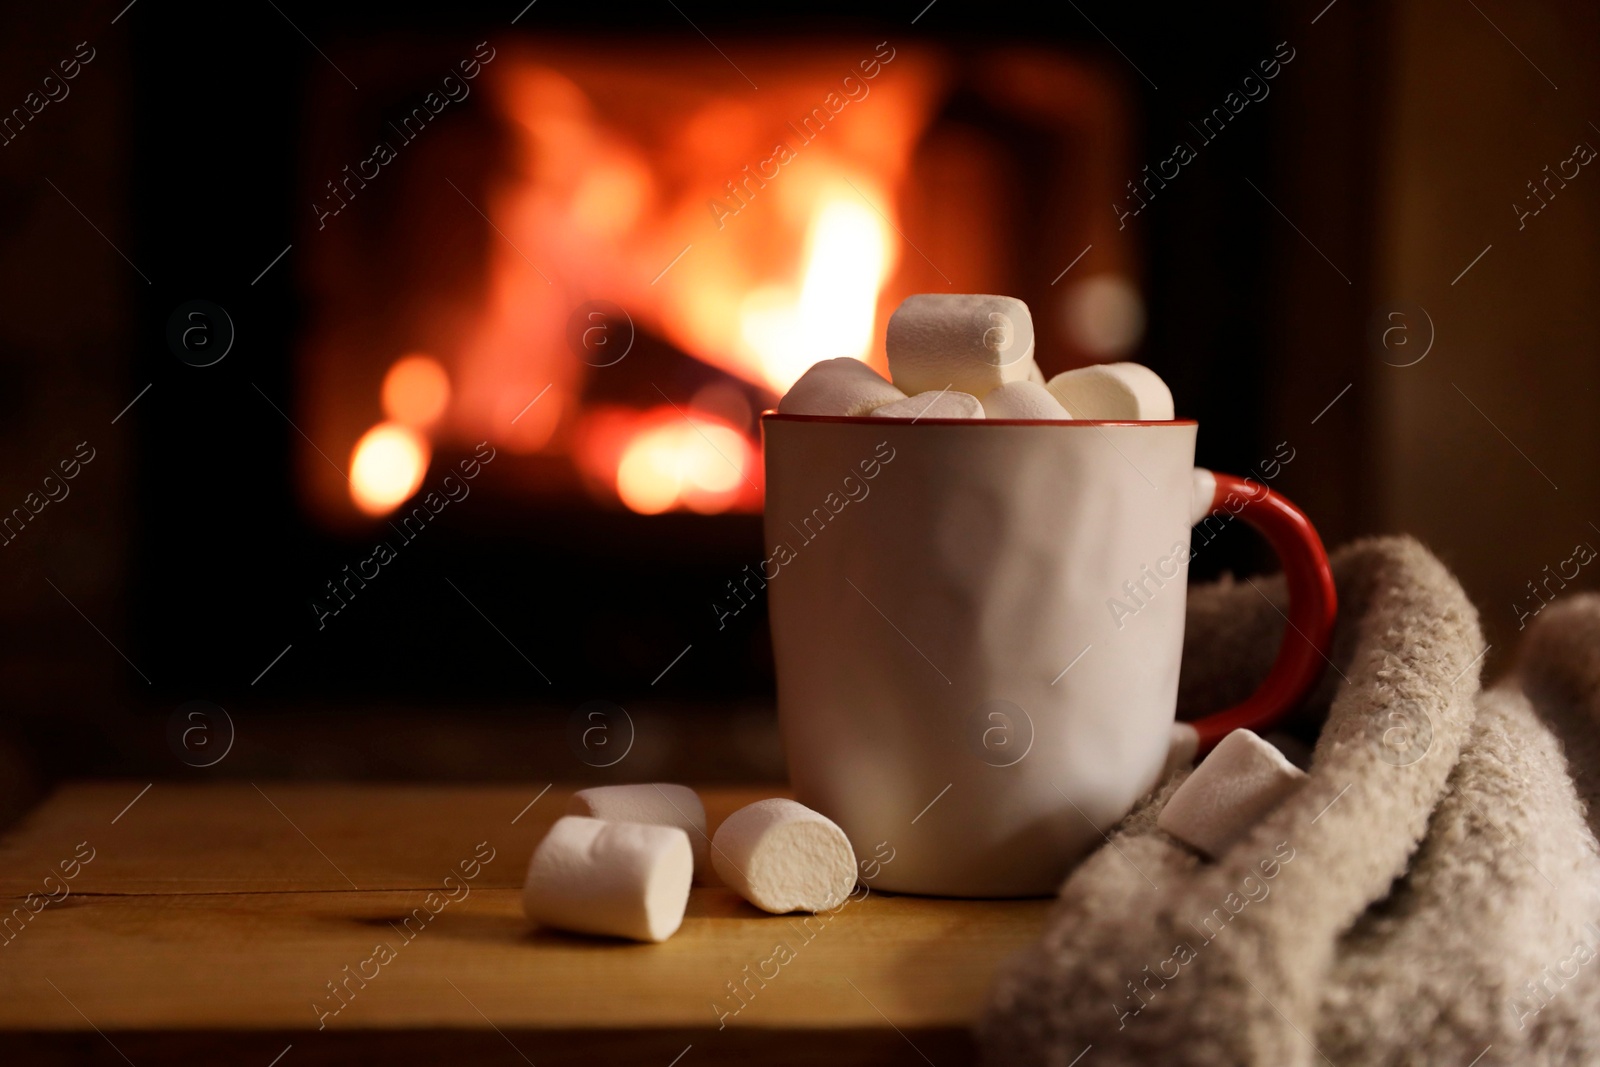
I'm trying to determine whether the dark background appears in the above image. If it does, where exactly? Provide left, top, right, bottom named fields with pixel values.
left=129, top=0, right=1358, bottom=701
left=4, top=0, right=1596, bottom=810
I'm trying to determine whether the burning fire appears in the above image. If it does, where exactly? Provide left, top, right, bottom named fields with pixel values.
left=381, top=354, right=451, bottom=428
left=578, top=405, right=759, bottom=516
left=349, top=422, right=430, bottom=516
left=616, top=417, right=751, bottom=514
left=588, top=189, right=890, bottom=515
left=346, top=357, right=448, bottom=516
left=335, top=49, right=935, bottom=519
left=737, top=191, right=895, bottom=389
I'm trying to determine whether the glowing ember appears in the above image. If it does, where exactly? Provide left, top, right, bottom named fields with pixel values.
left=609, top=411, right=755, bottom=515
left=349, top=422, right=431, bottom=516
left=382, top=354, right=452, bottom=428
left=615, top=436, right=679, bottom=515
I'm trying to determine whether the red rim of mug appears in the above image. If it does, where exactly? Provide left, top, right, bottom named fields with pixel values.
left=762, top=411, right=1198, bottom=427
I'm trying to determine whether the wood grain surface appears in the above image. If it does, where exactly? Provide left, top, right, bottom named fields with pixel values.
left=0, top=783, right=1051, bottom=1065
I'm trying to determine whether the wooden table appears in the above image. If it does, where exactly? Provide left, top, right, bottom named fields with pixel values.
left=0, top=783, right=1051, bottom=1065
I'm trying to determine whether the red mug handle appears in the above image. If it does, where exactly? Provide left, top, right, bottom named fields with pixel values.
left=1184, top=470, right=1337, bottom=756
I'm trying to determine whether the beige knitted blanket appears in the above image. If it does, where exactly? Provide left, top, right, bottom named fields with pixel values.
left=982, top=536, right=1600, bottom=1066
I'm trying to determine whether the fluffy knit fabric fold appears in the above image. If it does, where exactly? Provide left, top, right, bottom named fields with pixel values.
left=981, top=536, right=1600, bottom=1066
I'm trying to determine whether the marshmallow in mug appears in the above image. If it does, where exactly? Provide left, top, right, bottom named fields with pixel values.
left=522, top=816, right=693, bottom=942
left=981, top=380, right=1070, bottom=420
left=886, top=293, right=1036, bottom=398
left=773, top=294, right=1176, bottom=421
left=1046, top=362, right=1174, bottom=421
left=777, top=357, right=906, bottom=418
left=872, top=389, right=985, bottom=420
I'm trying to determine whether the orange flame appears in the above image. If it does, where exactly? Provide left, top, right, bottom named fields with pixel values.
left=382, top=354, right=452, bottom=428
left=736, top=188, right=896, bottom=389
left=334, top=50, right=939, bottom=519
left=349, top=422, right=430, bottom=516
left=577, top=406, right=759, bottom=515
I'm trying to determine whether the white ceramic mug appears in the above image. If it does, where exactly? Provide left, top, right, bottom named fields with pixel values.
left=762, top=412, right=1335, bottom=897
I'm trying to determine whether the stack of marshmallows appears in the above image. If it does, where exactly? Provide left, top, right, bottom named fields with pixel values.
left=523, top=786, right=858, bottom=942
left=777, top=293, right=1175, bottom=422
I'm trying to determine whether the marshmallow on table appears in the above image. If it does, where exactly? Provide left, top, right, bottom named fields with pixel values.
left=711, top=798, right=857, bottom=913
left=871, top=389, right=985, bottom=420
left=567, top=783, right=711, bottom=884
left=523, top=816, right=693, bottom=942
left=887, top=294, right=1036, bottom=398
left=1046, top=362, right=1175, bottom=421
left=778, top=357, right=906, bottom=418
left=980, top=380, right=1070, bottom=420
left=1157, top=729, right=1308, bottom=859
left=1027, top=360, right=1047, bottom=386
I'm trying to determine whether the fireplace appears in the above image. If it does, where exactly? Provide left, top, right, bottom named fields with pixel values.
left=294, top=38, right=1140, bottom=527
left=0, top=0, right=1392, bottom=792
left=76, top=1, right=1375, bottom=723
